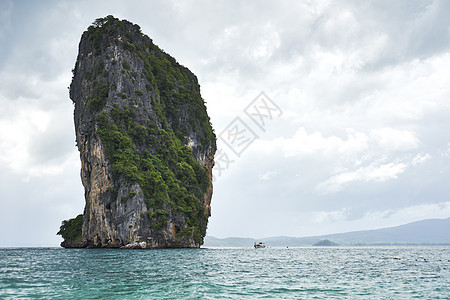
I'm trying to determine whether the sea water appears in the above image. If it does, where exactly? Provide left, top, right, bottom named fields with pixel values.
left=0, top=246, right=449, bottom=299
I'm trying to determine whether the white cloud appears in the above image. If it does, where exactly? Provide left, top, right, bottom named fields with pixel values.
left=316, top=161, right=408, bottom=194
left=248, top=23, right=281, bottom=61
left=256, top=125, right=421, bottom=162
left=371, top=128, right=420, bottom=151
left=0, top=70, right=74, bottom=180
left=412, top=152, right=431, bottom=166
left=0, top=105, right=73, bottom=180
left=313, top=208, right=350, bottom=224
left=279, top=127, right=369, bottom=157
left=258, top=171, right=277, bottom=181
left=438, top=142, right=450, bottom=159
left=315, top=150, right=432, bottom=194
left=213, top=22, right=281, bottom=62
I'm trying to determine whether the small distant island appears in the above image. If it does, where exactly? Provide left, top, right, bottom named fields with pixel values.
left=313, top=239, right=338, bottom=246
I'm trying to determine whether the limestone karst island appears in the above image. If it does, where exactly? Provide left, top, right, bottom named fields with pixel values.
left=57, top=16, right=216, bottom=249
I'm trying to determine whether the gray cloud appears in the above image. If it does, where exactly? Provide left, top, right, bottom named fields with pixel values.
left=1, top=0, right=450, bottom=244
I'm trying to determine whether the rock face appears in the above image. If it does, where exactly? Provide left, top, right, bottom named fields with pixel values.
left=63, top=16, right=216, bottom=248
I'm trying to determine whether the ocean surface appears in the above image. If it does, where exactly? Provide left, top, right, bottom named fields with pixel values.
left=1, top=246, right=449, bottom=299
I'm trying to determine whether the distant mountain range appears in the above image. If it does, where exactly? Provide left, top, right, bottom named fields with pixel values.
left=204, top=218, right=450, bottom=247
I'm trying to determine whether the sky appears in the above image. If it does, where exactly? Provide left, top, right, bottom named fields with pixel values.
left=1, top=0, right=450, bottom=246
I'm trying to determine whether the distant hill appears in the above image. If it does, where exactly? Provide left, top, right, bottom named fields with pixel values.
left=313, top=239, right=338, bottom=246
left=204, top=218, right=450, bottom=247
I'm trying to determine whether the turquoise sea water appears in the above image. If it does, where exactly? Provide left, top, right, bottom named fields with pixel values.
left=1, top=247, right=449, bottom=299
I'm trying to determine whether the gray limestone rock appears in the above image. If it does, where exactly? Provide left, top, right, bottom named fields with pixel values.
left=61, top=16, right=216, bottom=248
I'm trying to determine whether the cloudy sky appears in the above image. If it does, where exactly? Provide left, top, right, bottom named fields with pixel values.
left=1, top=0, right=450, bottom=246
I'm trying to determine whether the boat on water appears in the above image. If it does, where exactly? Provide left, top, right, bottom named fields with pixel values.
left=254, top=242, right=266, bottom=248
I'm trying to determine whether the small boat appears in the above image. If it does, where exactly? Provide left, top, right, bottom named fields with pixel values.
left=254, top=242, right=266, bottom=248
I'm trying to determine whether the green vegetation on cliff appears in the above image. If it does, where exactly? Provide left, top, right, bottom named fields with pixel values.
left=85, top=15, right=215, bottom=149
left=57, top=214, right=83, bottom=244
left=96, top=105, right=210, bottom=243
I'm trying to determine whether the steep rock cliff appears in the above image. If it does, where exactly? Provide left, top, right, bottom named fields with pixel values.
left=60, top=16, right=216, bottom=248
